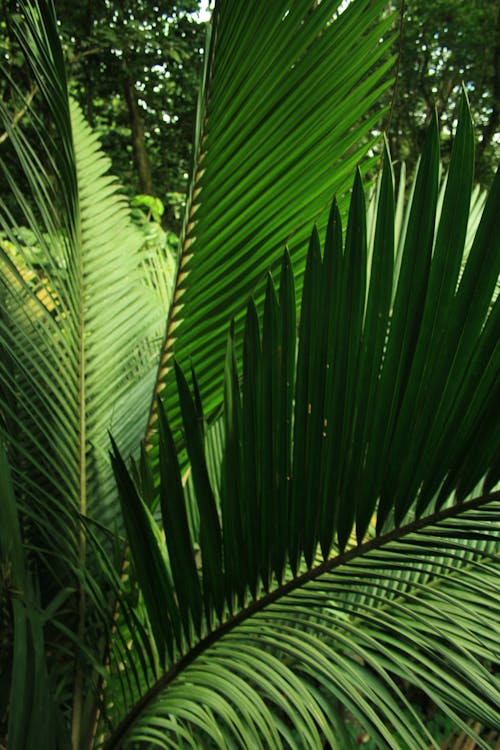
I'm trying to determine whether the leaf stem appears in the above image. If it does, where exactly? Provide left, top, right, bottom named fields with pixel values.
left=103, top=490, right=499, bottom=748
left=71, top=260, right=88, bottom=750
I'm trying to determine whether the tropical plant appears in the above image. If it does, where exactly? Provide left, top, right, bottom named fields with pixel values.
left=0, top=1, right=499, bottom=749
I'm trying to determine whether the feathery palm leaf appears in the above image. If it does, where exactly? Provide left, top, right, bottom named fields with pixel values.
left=145, top=0, right=397, bottom=451
left=0, top=1, right=170, bottom=742
left=0, top=0, right=171, bottom=542
left=106, top=505, right=500, bottom=749
left=111, top=97, right=500, bottom=747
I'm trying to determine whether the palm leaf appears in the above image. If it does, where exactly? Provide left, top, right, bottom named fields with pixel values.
left=109, top=506, right=499, bottom=749
left=111, top=97, right=500, bottom=747
left=0, top=0, right=170, bottom=740
left=0, top=2, right=167, bottom=547
left=145, top=0, right=397, bottom=451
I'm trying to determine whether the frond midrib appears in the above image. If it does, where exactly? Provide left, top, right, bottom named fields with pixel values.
left=103, top=489, right=499, bottom=748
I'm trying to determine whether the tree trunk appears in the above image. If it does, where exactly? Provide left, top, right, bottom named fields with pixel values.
left=122, top=63, right=155, bottom=196
left=477, top=6, right=500, bottom=174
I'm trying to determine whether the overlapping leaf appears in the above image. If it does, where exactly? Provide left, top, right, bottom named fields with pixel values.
left=111, top=98, right=500, bottom=746
left=146, top=0, right=397, bottom=450
left=0, top=0, right=170, bottom=739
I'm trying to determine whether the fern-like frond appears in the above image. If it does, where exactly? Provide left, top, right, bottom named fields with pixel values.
left=146, top=0, right=398, bottom=451
left=110, top=96, right=499, bottom=747
left=0, top=1, right=171, bottom=741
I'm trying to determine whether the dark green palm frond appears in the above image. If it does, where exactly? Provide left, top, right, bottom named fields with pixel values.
left=146, top=0, right=397, bottom=449
left=110, top=97, right=499, bottom=747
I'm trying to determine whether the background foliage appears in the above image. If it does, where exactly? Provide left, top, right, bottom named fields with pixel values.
left=1, top=0, right=499, bottom=227
left=388, top=0, right=500, bottom=185
left=0, top=0, right=205, bottom=231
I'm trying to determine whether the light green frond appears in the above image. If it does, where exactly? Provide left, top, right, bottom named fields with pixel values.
left=0, top=3, right=171, bottom=740
left=69, top=99, right=166, bottom=518
left=0, top=84, right=167, bottom=542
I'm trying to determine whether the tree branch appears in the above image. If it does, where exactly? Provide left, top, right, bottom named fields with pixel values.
left=0, top=85, right=38, bottom=145
left=477, top=6, right=500, bottom=167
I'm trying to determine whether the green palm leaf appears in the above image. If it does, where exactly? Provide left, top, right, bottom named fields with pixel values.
left=145, top=0, right=397, bottom=450
left=111, top=507, right=499, bottom=749
left=0, top=4, right=166, bottom=538
left=0, top=1, right=169, bottom=740
left=111, top=97, right=499, bottom=747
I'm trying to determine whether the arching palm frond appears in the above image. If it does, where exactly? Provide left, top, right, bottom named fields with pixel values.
left=111, top=95, right=500, bottom=748
left=145, top=0, right=397, bottom=452
left=0, top=1, right=169, bottom=742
